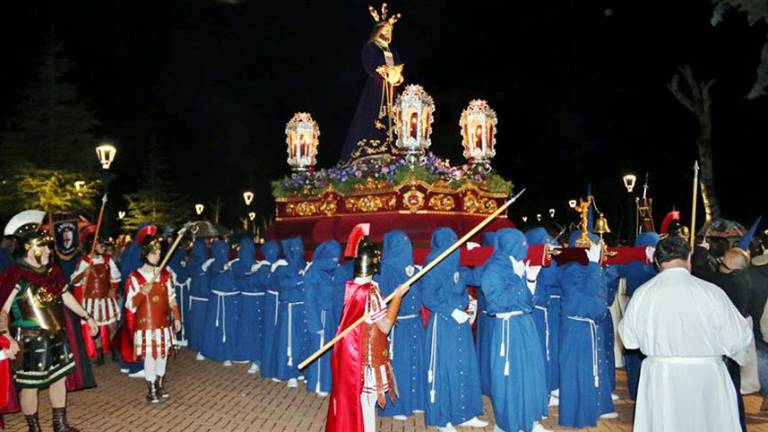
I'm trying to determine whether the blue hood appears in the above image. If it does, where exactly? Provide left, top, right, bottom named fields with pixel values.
left=261, top=240, right=280, bottom=263
left=310, top=240, right=342, bottom=272
left=496, top=228, right=528, bottom=261
left=482, top=231, right=498, bottom=248
left=280, top=236, right=305, bottom=269
left=526, top=227, right=559, bottom=246
left=238, top=238, right=256, bottom=267
left=634, top=232, right=659, bottom=248
left=425, top=227, right=459, bottom=276
left=382, top=230, right=413, bottom=271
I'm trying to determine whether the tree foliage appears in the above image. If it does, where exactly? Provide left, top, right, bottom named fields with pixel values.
left=121, top=142, right=190, bottom=232
left=711, top=0, right=768, bottom=99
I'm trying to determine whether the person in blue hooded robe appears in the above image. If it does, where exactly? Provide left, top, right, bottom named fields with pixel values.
left=375, top=230, right=426, bottom=419
left=475, top=231, right=498, bottom=397
left=422, top=227, right=487, bottom=431
left=259, top=240, right=282, bottom=379
left=525, top=228, right=562, bottom=399
left=187, top=238, right=210, bottom=357
left=304, top=240, right=341, bottom=395
left=167, top=244, right=190, bottom=347
left=201, top=239, right=241, bottom=364
left=481, top=228, right=549, bottom=432
left=232, top=236, right=264, bottom=373
left=557, top=231, right=614, bottom=428
left=623, top=231, right=659, bottom=400
left=275, top=236, right=309, bottom=387
left=0, top=237, right=14, bottom=274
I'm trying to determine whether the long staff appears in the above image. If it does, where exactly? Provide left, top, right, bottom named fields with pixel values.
left=298, top=188, right=526, bottom=370
left=690, top=161, right=699, bottom=249
left=89, top=194, right=108, bottom=257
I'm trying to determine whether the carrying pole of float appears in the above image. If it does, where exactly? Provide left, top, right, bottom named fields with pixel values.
left=298, top=188, right=526, bottom=370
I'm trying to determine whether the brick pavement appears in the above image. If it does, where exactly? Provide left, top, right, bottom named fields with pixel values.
left=5, top=349, right=768, bottom=431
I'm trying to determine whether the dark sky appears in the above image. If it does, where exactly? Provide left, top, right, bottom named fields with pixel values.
left=1, top=0, right=766, bottom=231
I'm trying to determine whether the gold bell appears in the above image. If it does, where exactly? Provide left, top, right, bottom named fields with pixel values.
left=593, top=213, right=611, bottom=235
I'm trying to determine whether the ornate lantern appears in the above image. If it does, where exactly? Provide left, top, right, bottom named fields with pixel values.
left=195, top=203, right=205, bottom=216
left=394, top=84, right=435, bottom=165
left=622, top=173, right=637, bottom=193
left=243, top=191, right=254, bottom=206
left=285, top=113, right=319, bottom=172
left=95, top=143, right=117, bottom=170
left=460, top=100, right=497, bottom=171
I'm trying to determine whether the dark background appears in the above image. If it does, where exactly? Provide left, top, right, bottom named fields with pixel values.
left=1, top=0, right=766, bottom=233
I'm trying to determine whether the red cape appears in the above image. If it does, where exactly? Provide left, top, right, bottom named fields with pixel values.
left=325, top=280, right=371, bottom=432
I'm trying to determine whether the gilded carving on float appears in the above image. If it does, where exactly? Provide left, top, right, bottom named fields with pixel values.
left=428, top=194, right=456, bottom=211
left=352, top=177, right=391, bottom=193
left=462, top=190, right=496, bottom=215
left=345, top=194, right=397, bottom=213
left=319, top=195, right=338, bottom=216
left=402, top=187, right=425, bottom=213
left=286, top=201, right=320, bottom=217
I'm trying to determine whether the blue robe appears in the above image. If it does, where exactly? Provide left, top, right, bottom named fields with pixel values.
left=481, top=229, right=548, bottom=432
left=376, top=230, right=427, bottom=417
left=422, top=228, right=484, bottom=428
left=201, top=240, right=241, bottom=362
left=558, top=259, right=612, bottom=428
left=525, top=228, right=562, bottom=392
left=187, top=239, right=210, bottom=352
left=168, top=247, right=190, bottom=346
left=304, top=240, right=341, bottom=394
left=0, top=246, right=13, bottom=274
left=624, top=232, right=658, bottom=399
left=275, top=236, right=308, bottom=381
left=232, top=238, right=263, bottom=365
left=597, top=266, right=621, bottom=413
left=259, top=241, right=281, bottom=379
left=476, top=231, right=499, bottom=396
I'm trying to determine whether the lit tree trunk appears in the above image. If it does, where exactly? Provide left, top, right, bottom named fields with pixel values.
left=667, top=65, right=721, bottom=223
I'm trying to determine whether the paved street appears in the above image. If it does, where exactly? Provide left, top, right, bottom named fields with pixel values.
left=5, top=349, right=768, bottom=431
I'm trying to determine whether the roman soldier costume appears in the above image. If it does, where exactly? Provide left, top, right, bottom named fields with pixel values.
left=0, top=209, right=87, bottom=432
left=124, top=225, right=181, bottom=404
left=71, top=224, right=121, bottom=363
left=326, top=223, right=402, bottom=432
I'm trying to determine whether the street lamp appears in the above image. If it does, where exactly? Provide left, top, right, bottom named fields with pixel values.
left=622, top=174, right=637, bottom=193
left=248, top=211, right=256, bottom=221
left=568, top=199, right=577, bottom=209
left=195, top=203, right=205, bottom=216
left=243, top=191, right=254, bottom=206
left=95, top=143, right=117, bottom=170
left=549, top=208, right=556, bottom=218
left=522, top=216, right=528, bottom=223
left=118, top=211, right=126, bottom=220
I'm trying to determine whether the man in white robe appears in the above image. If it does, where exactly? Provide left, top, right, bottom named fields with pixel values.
left=619, top=235, right=752, bottom=432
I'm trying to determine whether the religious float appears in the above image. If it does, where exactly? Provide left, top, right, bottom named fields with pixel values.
left=268, top=4, right=514, bottom=259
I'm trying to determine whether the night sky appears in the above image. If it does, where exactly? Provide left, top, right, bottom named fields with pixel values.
left=1, top=1, right=766, bottom=232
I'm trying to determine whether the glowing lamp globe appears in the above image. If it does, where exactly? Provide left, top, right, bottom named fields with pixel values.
left=95, top=143, right=117, bottom=170
left=460, top=100, right=497, bottom=170
left=285, top=113, right=319, bottom=172
left=394, top=84, right=435, bottom=165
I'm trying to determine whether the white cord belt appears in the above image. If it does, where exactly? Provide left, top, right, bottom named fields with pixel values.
left=287, top=301, right=305, bottom=367
left=534, top=305, right=550, bottom=361
left=240, top=291, right=265, bottom=296
left=212, top=290, right=240, bottom=343
left=495, top=311, right=525, bottom=376
left=267, top=290, right=279, bottom=325
left=567, top=315, right=599, bottom=388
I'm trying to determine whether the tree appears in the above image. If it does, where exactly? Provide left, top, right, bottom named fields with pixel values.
left=667, top=65, right=720, bottom=222
left=711, top=0, right=768, bottom=99
left=122, top=142, right=190, bottom=232
left=0, top=34, right=100, bottom=220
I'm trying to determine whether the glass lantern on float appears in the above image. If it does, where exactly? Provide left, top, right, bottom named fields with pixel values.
left=285, top=113, right=319, bottom=172
left=460, top=99, right=497, bottom=173
left=393, top=84, right=435, bottom=166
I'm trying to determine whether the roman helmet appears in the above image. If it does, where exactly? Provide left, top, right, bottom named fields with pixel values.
left=345, top=223, right=380, bottom=279
left=3, top=209, right=52, bottom=265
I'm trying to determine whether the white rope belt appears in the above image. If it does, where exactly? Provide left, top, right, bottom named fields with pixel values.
left=428, top=314, right=439, bottom=403
left=315, top=309, right=326, bottom=393
left=267, top=290, right=279, bottom=325
left=212, top=290, right=240, bottom=343
left=287, top=301, right=305, bottom=367
left=549, top=294, right=561, bottom=299
left=534, top=305, right=550, bottom=361
left=189, top=295, right=208, bottom=312
left=240, top=291, right=265, bottom=296
left=646, top=356, right=722, bottom=365
left=567, top=315, right=599, bottom=387
left=174, top=279, right=190, bottom=341
left=496, top=311, right=525, bottom=376
left=389, top=313, right=419, bottom=362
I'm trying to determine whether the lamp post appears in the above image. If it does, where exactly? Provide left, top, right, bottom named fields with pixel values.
left=622, top=173, right=637, bottom=244
left=195, top=203, right=205, bottom=216
left=243, top=191, right=254, bottom=206
left=95, top=142, right=117, bottom=238
left=549, top=208, right=556, bottom=218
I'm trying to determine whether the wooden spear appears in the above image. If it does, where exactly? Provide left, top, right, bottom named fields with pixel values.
left=690, top=161, right=699, bottom=249
left=89, top=193, right=108, bottom=257
left=298, top=188, right=526, bottom=370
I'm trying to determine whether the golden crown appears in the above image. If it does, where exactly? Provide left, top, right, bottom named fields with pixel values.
left=369, top=3, right=401, bottom=27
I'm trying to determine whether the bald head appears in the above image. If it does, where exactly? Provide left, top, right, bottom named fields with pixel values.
left=720, top=248, right=750, bottom=273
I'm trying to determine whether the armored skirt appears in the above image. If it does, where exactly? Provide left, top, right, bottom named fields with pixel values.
left=14, top=329, right=75, bottom=389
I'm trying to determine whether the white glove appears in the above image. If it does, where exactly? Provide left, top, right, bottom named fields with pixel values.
left=510, top=257, right=526, bottom=278
left=466, top=242, right=481, bottom=250
left=451, top=309, right=471, bottom=324
left=645, top=246, right=655, bottom=263
left=525, top=263, right=542, bottom=282
left=585, top=244, right=602, bottom=263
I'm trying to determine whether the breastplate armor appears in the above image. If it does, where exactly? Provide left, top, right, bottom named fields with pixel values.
left=134, top=278, right=170, bottom=331
left=361, top=322, right=389, bottom=368
left=16, top=280, right=65, bottom=332
left=83, top=262, right=110, bottom=299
